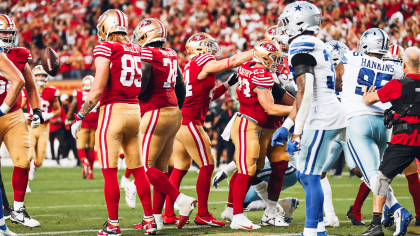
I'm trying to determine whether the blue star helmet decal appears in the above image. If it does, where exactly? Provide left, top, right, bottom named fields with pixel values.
left=333, top=44, right=340, bottom=50
left=295, top=5, right=302, bottom=11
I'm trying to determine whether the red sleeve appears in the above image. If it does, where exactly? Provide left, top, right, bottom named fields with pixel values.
left=251, top=70, right=274, bottom=88
left=212, top=85, right=228, bottom=101
left=377, top=79, right=402, bottom=103
left=93, top=42, right=112, bottom=59
left=141, top=47, right=153, bottom=62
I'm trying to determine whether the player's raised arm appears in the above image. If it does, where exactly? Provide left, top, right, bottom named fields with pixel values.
left=0, top=51, right=25, bottom=116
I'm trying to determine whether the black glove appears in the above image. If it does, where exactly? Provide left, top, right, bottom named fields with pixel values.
left=227, top=72, right=239, bottom=87
left=32, top=108, right=45, bottom=124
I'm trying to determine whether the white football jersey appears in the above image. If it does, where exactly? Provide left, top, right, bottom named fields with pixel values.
left=341, top=51, right=397, bottom=118
left=289, top=35, right=348, bottom=130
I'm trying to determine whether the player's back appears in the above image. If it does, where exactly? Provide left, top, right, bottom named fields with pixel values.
left=181, top=53, right=217, bottom=125
left=341, top=51, right=395, bottom=118
left=139, top=47, right=178, bottom=115
left=0, top=47, right=32, bottom=113
left=93, top=41, right=142, bottom=107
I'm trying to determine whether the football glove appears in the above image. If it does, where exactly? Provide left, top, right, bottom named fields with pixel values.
left=271, top=126, right=289, bottom=146
left=212, top=169, right=229, bottom=189
left=71, top=113, right=84, bottom=139
left=286, top=136, right=301, bottom=155
left=31, top=108, right=44, bottom=129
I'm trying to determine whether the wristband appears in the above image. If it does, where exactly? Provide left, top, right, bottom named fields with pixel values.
left=227, top=59, right=231, bottom=69
left=0, top=103, right=11, bottom=115
left=223, top=82, right=230, bottom=89
left=75, top=113, right=85, bottom=121
left=294, top=120, right=305, bottom=135
left=282, top=117, right=294, bottom=130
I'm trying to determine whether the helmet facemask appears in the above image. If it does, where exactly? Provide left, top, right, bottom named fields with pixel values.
left=203, top=39, right=221, bottom=58
left=0, top=29, right=17, bottom=49
left=35, top=74, right=49, bottom=86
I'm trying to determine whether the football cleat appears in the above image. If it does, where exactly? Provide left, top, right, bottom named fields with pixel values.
left=163, top=214, right=189, bottom=225
left=10, top=206, right=40, bottom=227
left=382, top=205, right=394, bottom=228
left=120, top=175, right=130, bottom=189
left=317, top=231, right=328, bottom=236
left=416, top=216, right=420, bottom=226
left=60, top=158, right=69, bottom=167
left=143, top=217, right=158, bottom=235
left=347, top=205, right=365, bottom=225
left=28, top=160, right=36, bottom=181
left=324, top=215, right=340, bottom=227
left=124, top=181, right=136, bottom=209
left=82, top=159, right=89, bottom=179
left=153, top=214, right=163, bottom=230
left=278, top=197, right=299, bottom=223
left=393, top=208, right=413, bottom=236
left=0, top=225, right=16, bottom=236
left=194, top=212, right=226, bottom=227
left=362, top=224, right=384, bottom=236
left=26, top=182, right=31, bottom=193
left=175, top=193, right=197, bottom=229
left=221, top=206, right=233, bottom=222
left=260, top=208, right=289, bottom=227
left=87, top=169, right=94, bottom=179
left=97, top=221, right=121, bottom=236
left=230, top=214, right=260, bottom=230
left=3, top=206, right=12, bottom=220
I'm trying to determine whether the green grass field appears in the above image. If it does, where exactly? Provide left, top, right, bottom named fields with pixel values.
left=1, top=166, right=419, bottom=235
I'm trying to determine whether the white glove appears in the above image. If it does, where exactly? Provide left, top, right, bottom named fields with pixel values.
left=31, top=114, right=41, bottom=129
left=42, top=112, right=54, bottom=121
left=71, top=113, right=84, bottom=139
left=24, top=113, right=32, bottom=121
left=212, top=169, right=228, bottom=189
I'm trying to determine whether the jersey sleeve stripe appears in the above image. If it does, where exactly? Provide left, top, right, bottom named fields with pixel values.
left=94, top=49, right=111, bottom=54
left=95, top=45, right=112, bottom=51
left=141, top=50, right=152, bottom=53
left=290, top=48, right=313, bottom=55
left=290, top=42, right=315, bottom=49
left=252, top=79, right=274, bottom=84
left=141, top=57, right=153, bottom=61
left=94, top=52, right=111, bottom=58
left=341, top=55, right=348, bottom=64
left=196, top=54, right=215, bottom=62
left=141, top=53, right=153, bottom=56
left=197, top=55, right=215, bottom=66
left=254, top=82, right=274, bottom=87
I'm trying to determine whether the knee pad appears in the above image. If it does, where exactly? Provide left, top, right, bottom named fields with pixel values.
left=372, top=171, right=394, bottom=197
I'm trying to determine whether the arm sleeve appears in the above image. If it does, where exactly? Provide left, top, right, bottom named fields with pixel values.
left=377, top=79, right=403, bottom=103
left=93, top=43, right=112, bottom=59
left=271, top=83, right=287, bottom=101
left=212, top=85, right=228, bottom=101
left=294, top=73, right=314, bottom=135
left=175, top=82, right=186, bottom=108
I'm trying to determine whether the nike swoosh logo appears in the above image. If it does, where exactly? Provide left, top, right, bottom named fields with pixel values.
left=198, top=218, right=214, bottom=225
left=238, top=224, right=253, bottom=229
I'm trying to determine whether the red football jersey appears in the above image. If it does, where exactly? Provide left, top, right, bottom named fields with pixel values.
left=23, top=86, right=59, bottom=124
left=93, top=41, right=142, bottom=106
left=73, top=89, right=99, bottom=129
left=237, top=61, right=275, bottom=125
left=0, top=47, right=32, bottom=113
left=138, top=47, right=178, bottom=116
left=83, top=53, right=94, bottom=70
left=181, top=53, right=217, bottom=126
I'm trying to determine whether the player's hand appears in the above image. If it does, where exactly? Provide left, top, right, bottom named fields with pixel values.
left=32, top=108, right=45, bottom=125
left=24, top=113, right=32, bottom=121
left=71, top=113, right=83, bottom=139
left=362, top=85, right=376, bottom=105
left=226, top=72, right=239, bottom=87
left=286, top=134, right=301, bottom=154
left=212, top=169, right=228, bottom=188
left=272, top=126, right=289, bottom=146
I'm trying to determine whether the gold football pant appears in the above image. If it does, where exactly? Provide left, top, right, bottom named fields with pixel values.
left=173, top=122, right=214, bottom=171
left=0, top=109, right=30, bottom=169
left=259, top=128, right=289, bottom=164
left=95, top=103, right=142, bottom=169
left=29, top=123, right=50, bottom=167
left=404, top=160, right=418, bottom=176
left=141, top=107, right=181, bottom=173
left=77, top=128, right=96, bottom=150
left=231, top=117, right=262, bottom=176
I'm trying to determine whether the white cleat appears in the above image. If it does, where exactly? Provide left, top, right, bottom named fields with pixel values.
left=261, top=208, right=289, bottom=227
left=124, top=181, right=136, bottom=209
left=175, top=193, right=197, bottom=228
left=278, top=197, right=299, bottom=223
left=0, top=226, right=17, bottom=236
left=174, top=202, right=180, bottom=210
left=26, top=183, right=31, bottom=193
left=324, top=215, right=340, bottom=227
left=153, top=214, right=164, bottom=230
left=221, top=206, right=233, bottom=222
left=120, top=175, right=130, bottom=189
left=28, top=161, right=36, bottom=181
left=10, top=207, right=40, bottom=227
left=60, top=158, right=68, bottom=167
left=230, top=213, right=261, bottom=230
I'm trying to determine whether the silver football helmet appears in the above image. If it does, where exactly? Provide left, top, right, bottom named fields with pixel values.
left=357, top=28, right=390, bottom=55
left=277, top=1, right=321, bottom=43
left=325, top=41, right=349, bottom=67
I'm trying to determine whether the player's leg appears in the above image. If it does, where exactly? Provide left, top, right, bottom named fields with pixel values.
left=0, top=167, right=11, bottom=219
left=28, top=126, right=38, bottom=181
left=230, top=117, right=261, bottom=230
left=77, top=128, right=89, bottom=178
left=167, top=155, right=174, bottom=176
left=0, top=184, right=15, bottom=235
left=33, top=124, right=49, bottom=168
left=3, top=110, right=39, bottom=227
left=404, top=161, right=420, bottom=223
left=87, top=129, right=96, bottom=179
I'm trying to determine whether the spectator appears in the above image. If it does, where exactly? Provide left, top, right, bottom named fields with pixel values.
left=83, top=45, right=94, bottom=76
left=49, top=95, right=67, bottom=166
left=68, top=45, right=84, bottom=80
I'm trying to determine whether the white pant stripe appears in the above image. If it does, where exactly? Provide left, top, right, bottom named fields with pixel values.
left=142, top=110, right=159, bottom=171
left=304, top=132, right=324, bottom=175
left=239, top=119, right=247, bottom=174
left=188, top=122, right=208, bottom=166
left=100, top=104, right=111, bottom=168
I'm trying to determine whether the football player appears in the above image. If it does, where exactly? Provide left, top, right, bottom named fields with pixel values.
left=272, top=2, right=349, bottom=235
left=70, top=10, right=161, bottom=235
left=0, top=14, right=41, bottom=228
left=164, top=33, right=253, bottom=228
left=126, top=18, right=195, bottom=230
left=335, top=29, right=412, bottom=236
left=66, top=75, right=99, bottom=179
left=24, top=65, right=61, bottom=181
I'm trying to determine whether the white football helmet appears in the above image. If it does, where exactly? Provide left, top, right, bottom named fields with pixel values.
left=357, top=28, right=390, bottom=55
left=325, top=41, right=349, bottom=67
left=32, top=65, right=49, bottom=86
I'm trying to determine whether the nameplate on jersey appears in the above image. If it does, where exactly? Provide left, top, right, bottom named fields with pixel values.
left=122, top=45, right=139, bottom=53
left=360, top=58, right=394, bottom=73
left=160, top=50, right=177, bottom=57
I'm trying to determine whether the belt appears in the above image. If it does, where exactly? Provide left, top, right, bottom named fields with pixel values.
left=394, top=122, right=420, bottom=135
left=237, top=113, right=258, bottom=125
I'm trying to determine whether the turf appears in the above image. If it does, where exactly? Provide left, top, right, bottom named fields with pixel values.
left=1, top=166, right=419, bottom=235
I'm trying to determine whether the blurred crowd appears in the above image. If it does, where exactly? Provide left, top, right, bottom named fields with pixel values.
left=1, top=0, right=420, bottom=80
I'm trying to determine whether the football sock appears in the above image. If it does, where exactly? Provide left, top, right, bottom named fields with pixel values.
left=0, top=188, right=3, bottom=220
left=108, top=218, right=119, bottom=226
left=12, top=167, right=28, bottom=202
left=300, top=173, right=323, bottom=231
left=78, top=149, right=87, bottom=162
left=146, top=167, right=180, bottom=201
left=0, top=222, right=5, bottom=230
left=131, top=167, right=153, bottom=217
left=386, top=186, right=401, bottom=214
left=232, top=173, right=250, bottom=215
left=0, top=171, right=9, bottom=209
left=196, top=165, right=214, bottom=215
left=124, top=168, right=132, bottom=179
left=102, top=168, right=120, bottom=221
left=372, top=213, right=381, bottom=225
left=353, top=181, right=371, bottom=214
left=252, top=181, right=268, bottom=203
left=320, top=176, right=336, bottom=218
left=266, top=199, right=277, bottom=214
left=153, top=173, right=169, bottom=215
left=13, top=202, right=23, bottom=211
left=406, top=173, right=420, bottom=218
left=88, top=150, right=95, bottom=169
left=227, top=171, right=238, bottom=208
left=165, top=168, right=188, bottom=216
left=267, top=161, right=288, bottom=201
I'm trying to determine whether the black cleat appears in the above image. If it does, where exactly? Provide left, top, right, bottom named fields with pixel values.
left=4, top=205, right=12, bottom=219
left=416, top=216, right=420, bottom=226
left=362, top=224, right=384, bottom=236
left=347, top=205, right=365, bottom=225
